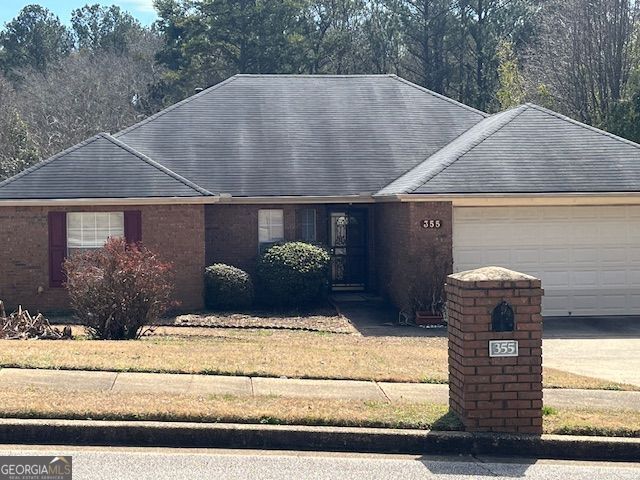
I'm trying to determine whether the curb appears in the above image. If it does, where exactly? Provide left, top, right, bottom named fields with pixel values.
left=1, top=419, right=639, bottom=461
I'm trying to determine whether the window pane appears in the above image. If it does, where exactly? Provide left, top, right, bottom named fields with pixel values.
left=110, top=212, right=124, bottom=238
left=95, top=213, right=111, bottom=245
left=258, top=209, right=284, bottom=243
left=269, top=210, right=284, bottom=241
left=83, top=213, right=98, bottom=247
left=258, top=225, right=271, bottom=243
left=67, top=213, right=83, bottom=248
left=67, top=212, right=125, bottom=253
left=301, top=208, right=316, bottom=242
left=270, top=222, right=284, bottom=241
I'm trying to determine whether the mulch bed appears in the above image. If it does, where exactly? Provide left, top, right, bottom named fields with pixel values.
left=158, top=307, right=358, bottom=334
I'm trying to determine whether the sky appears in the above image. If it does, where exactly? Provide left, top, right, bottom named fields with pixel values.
left=0, top=1, right=158, bottom=27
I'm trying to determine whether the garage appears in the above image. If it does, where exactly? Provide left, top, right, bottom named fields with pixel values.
left=453, top=205, right=640, bottom=316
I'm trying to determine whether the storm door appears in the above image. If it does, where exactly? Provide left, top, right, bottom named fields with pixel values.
left=328, top=209, right=367, bottom=290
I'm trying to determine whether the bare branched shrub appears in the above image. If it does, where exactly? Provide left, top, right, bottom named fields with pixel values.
left=65, top=238, right=173, bottom=340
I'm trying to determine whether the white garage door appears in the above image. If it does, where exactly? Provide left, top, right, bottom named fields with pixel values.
left=453, top=206, right=640, bottom=316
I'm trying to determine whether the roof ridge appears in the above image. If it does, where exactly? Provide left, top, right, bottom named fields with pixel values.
left=0, top=134, right=104, bottom=190
left=524, top=102, right=640, bottom=151
left=376, top=105, right=527, bottom=195
left=114, top=75, right=241, bottom=139
left=233, top=74, right=396, bottom=78
left=390, top=75, right=489, bottom=118
left=98, top=134, right=214, bottom=196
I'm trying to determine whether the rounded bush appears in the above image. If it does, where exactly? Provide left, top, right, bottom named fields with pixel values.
left=256, top=242, right=330, bottom=308
left=204, top=263, right=254, bottom=310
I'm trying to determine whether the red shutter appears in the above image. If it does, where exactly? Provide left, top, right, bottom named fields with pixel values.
left=48, top=212, right=67, bottom=288
left=124, top=210, right=142, bottom=245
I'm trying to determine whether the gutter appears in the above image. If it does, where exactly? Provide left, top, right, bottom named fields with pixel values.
left=2, top=192, right=640, bottom=207
left=0, top=196, right=221, bottom=207
left=0, top=194, right=375, bottom=207
left=386, top=192, right=640, bottom=207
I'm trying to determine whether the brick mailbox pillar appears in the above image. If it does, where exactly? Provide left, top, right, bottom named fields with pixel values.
left=445, top=266, right=543, bottom=435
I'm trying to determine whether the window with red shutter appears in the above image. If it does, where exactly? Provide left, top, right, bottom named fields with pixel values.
left=124, top=210, right=142, bottom=244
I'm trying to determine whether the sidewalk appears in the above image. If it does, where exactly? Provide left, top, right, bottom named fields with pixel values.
left=2, top=367, right=639, bottom=411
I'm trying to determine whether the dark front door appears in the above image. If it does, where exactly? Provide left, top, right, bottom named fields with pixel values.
left=329, top=209, right=367, bottom=290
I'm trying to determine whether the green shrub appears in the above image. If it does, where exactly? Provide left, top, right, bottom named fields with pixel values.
left=256, top=242, right=330, bottom=308
left=204, top=263, right=254, bottom=310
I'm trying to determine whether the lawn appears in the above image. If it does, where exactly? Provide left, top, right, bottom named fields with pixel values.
left=0, top=386, right=459, bottom=430
left=2, top=386, right=639, bottom=437
left=0, top=327, right=635, bottom=390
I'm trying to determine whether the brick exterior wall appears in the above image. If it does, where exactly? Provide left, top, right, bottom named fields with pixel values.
left=205, top=204, right=325, bottom=274
left=375, top=201, right=453, bottom=311
left=0, top=204, right=205, bottom=313
left=0, top=200, right=451, bottom=315
left=205, top=203, right=376, bottom=288
left=446, top=268, right=544, bottom=435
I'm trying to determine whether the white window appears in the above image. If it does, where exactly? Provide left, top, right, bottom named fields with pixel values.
left=300, top=208, right=317, bottom=243
left=67, top=212, right=124, bottom=255
left=258, top=209, right=284, bottom=247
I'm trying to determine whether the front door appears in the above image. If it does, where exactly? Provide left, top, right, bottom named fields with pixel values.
left=329, top=209, right=367, bottom=290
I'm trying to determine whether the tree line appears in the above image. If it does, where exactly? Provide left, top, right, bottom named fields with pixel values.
left=1, top=0, right=639, bottom=181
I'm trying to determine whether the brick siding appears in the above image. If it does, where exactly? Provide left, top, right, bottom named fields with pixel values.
left=205, top=203, right=376, bottom=288
left=0, top=200, right=450, bottom=315
left=0, top=204, right=205, bottom=313
left=446, top=272, right=544, bottom=434
left=375, top=201, right=453, bottom=311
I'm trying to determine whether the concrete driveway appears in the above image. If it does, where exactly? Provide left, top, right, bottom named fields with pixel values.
left=335, top=295, right=640, bottom=387
left=543, top=316, right=640, bottom=387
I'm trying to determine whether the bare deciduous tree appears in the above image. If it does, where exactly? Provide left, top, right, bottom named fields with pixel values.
left=526, top=0, right=640, bottom=127
left=0, top=76, right=40, bottom=180
left=16, top=33, right=164, bottom=159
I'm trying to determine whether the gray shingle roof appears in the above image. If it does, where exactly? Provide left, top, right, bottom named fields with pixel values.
left=115, top=74, right=486, bottom=197
left=2, top=76, right=639, bottom=201
left=0, top=133, right=211, bottom=199
left=378, top=103, right=640, bottom=195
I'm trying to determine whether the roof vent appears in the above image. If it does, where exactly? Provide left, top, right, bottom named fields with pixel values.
left=194, top=87, right=204, bottom=93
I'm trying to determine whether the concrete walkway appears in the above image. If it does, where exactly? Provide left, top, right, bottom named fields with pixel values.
left=2, top=368, right=640, bottom=411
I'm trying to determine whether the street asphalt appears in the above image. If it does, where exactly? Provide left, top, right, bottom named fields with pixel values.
left=1, top=445, right=639, bottom=479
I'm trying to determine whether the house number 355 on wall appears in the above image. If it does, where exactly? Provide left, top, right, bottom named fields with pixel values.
left=421, top=219, right=442, bottom=229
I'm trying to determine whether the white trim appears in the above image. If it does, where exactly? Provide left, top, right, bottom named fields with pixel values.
left=0, top=194, right=375, bottom=206
left=391, top=193, right=640, bottom=207
left=3, top=192, right=640, bottom=207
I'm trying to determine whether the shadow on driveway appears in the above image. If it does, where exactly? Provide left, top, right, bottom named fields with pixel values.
left=334, top=293, right=640, bottom=341
left=331, top=293, right=446, bottom=338
left=544, top=316, right=640, bottom=339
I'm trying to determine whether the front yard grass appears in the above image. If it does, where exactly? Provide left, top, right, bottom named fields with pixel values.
left=2, top=386, right=639, bottom=437
left=1, top=386, right=459, bottom=431
left=0, top=327, right=635, bottom=391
